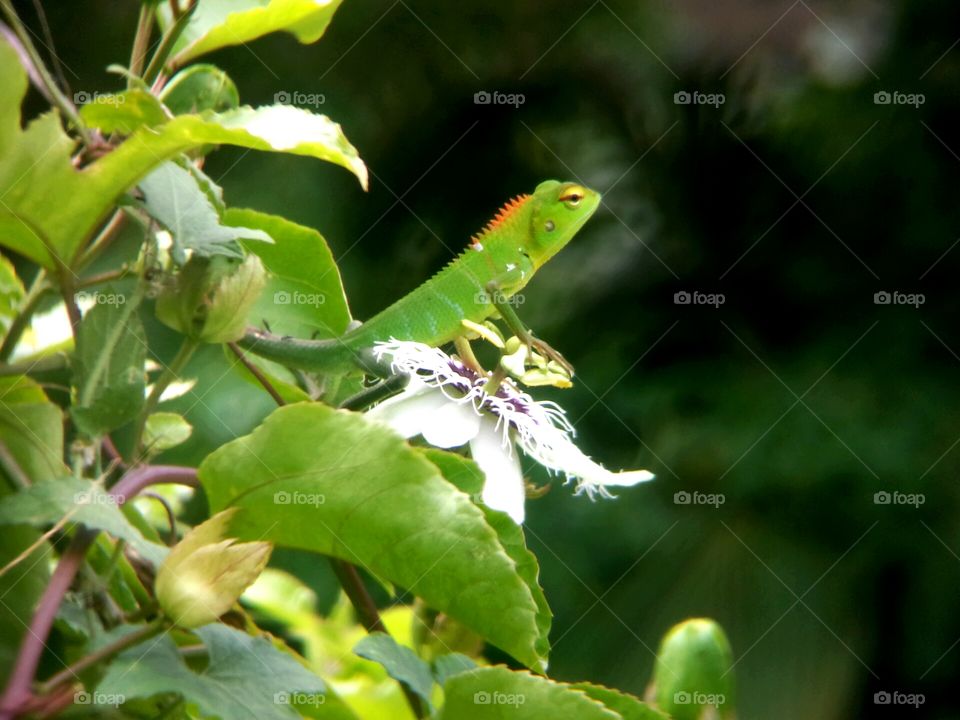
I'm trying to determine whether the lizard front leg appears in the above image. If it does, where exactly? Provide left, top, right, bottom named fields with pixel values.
left=483, top=272, right=574, bottom=378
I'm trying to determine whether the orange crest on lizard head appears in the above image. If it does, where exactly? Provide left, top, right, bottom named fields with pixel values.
left=469, top=194, right=532, bottom=248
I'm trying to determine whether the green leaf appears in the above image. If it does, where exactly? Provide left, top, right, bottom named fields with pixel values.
left=437, top=667, right=621, bottom=719
left=0, top=251, right=25, bottom=335
left=0, top=376, right=66, bottom=481
left=421, top=449, right=552, bottom=665
left=0, top=39, right=366, bottom=268
left=354, top=632, right=435, bottom=711
left=570, top=684, right=670, bottom=720
left=140, top=161, right=272, bottom=261
left=230, top=208, right=352, bottom=339
left=163, top=0, right=345, bottom=65
left=144, top=411, right=193, bottom=451
left=98, top=623, right=328, bottom=719
left=0, top=476, right=167, bottom=566
left=78, top=89, right=169, bottom=134
left=199, top=403, right=548, bottom=672
left=160, top=64, right=240, bottom=115
left=432, top=653, right=478, bottom=686
left=71, top=291, right=146, bottom=437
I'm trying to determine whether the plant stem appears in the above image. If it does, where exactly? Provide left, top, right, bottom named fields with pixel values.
left=0, top=527, right=98, bottom=720
left=329, top=559, right=427, bottom=719
left=228, top=343, right=287, bottom=406
left=128, top=3, right=155, bottom=83
left=76, top=266, right=132, bottom=290
left=0, top=0, right=90, bottom=145
left=0, top=270, right=51, bottom=362
left=132, top=338, right=198, bottom=458
left=38, top=618, right=166, bottom=694
left=109, top=464, right=199, bottom=498
left=142, top=0, right=197, bottom=85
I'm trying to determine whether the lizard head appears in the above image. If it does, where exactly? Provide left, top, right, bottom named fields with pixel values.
left=528, top=180, right=601, bottom=269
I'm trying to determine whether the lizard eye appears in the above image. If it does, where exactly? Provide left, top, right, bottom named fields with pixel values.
left=560, top=185, right=586, bottom=208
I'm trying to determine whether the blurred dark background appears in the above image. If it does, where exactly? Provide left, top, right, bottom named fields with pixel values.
left=22, top=0, right=960, bottom=717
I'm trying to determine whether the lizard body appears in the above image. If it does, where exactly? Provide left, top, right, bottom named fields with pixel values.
left=239, top=179, right=600, bottom=374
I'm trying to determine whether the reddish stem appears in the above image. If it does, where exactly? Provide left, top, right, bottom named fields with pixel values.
left=0, top=465, right=197, bottom=719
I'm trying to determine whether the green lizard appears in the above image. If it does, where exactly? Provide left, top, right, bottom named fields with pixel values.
left=239, top=180, right=600, bottom=376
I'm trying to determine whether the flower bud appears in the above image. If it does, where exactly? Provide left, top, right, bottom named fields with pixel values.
left=156, top=254, right=265, bottom=343
left=649, top=618, right=735, bottom=720
left=156, top=509, right=271, bottom=628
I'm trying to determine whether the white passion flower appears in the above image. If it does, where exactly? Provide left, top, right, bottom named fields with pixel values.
left=366, top=340, right=654, bottom=524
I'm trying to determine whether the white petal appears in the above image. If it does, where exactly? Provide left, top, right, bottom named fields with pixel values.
left=470, top=420, right=525, bottom=524
left=366, top=383, right=447, bottom=439
left=421, top=400, right=481, bottom=448
left=526, top=427, right=654, bottom=495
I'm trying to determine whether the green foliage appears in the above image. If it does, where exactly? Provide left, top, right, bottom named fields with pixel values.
left=140, top=161, right=272, bottom=261
left=0, top=376, right=65, bottom=481
left=160, top=64, right=240, bottom=115
left=143, top=411, right=193, bottom=451
left=0, top=253, right=25, bottom=333
left=0, top=475, right=166, bottom=565
left=232, top=208, right=353, bottom=339
left=0, top=39, right=366, bottom=268
left=160, top=0, right=346, bottom=65
left=199, top=403, right=550, bottom=672
left=0, top=2, right=741, bottom=717
left=438, top=667, right=618, bottom=719
left=97, top=623, right=328, bottom=718
left=70, top=290, right=146, bottom=437
left=353, top=633, right=435, bottom=711
left=78, top=89, right=168, bottom=133
left=0, top=526, right=49, bottom=678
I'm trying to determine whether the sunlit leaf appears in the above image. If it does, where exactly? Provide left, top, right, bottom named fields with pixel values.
left=162, top=0, right=345, bottom=65
left=0, top=40, right=366, bottom=268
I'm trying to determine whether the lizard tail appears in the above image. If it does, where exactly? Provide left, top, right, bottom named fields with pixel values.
left=237, top=328, right=362, bottom=375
